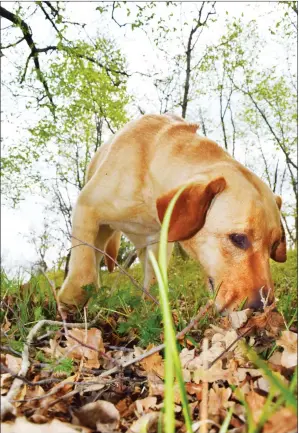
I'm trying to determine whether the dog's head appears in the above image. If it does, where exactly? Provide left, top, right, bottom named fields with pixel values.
left=156, top=167, right=286, bottom=312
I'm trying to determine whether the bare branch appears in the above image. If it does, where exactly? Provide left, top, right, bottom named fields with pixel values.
left=0, top=5, right=56, bottom=113
left=111, top=1, right=130, bottom=28
left=44, top=1, right=60, bottom=17
left=0, top=36, right=25, bottom=50
left=232, top=77, right=297, bottom=170
left=38, top=2, right=61, bottom=35
left=181, top=2, right=216, bottom=118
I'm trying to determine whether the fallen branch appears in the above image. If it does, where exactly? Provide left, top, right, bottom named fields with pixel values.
left=0, top=365, right=61, bottom=386
left=12, top=378, right=114, bottom=404
left=209, top=326, right=253, bottom=368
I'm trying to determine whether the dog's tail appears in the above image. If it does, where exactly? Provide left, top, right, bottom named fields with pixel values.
left=104, top=231, right=122, bottom=272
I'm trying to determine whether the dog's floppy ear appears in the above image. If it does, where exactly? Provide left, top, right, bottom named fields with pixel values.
left=271, top=195, right=287, bottom=263
left=156, top=177, right=226, bottom=242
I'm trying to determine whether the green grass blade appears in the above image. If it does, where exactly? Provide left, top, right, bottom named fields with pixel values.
left=246, top=345, right=297, bottom=412
left=149, top=252, right=175, bottom=433
left=149, top=184, right=193, bottom=433
left=149, top=252, right=193, bottom=433
left=158, top=185, right=187, bottom=285
left=219, top=406, right=234, bottom=433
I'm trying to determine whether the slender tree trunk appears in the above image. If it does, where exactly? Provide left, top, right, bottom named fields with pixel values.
left=63, top=250, right=71, bottom=280
left=182, top=31, right=193, bottom=119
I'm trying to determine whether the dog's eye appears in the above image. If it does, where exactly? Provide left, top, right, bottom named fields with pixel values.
left=229, top=233, right=250, bottom=250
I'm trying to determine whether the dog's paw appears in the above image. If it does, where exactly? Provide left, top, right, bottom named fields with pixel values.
left=57, top=278, right=97, bottom=312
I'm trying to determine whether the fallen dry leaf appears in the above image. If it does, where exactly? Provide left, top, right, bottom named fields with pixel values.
left=140, top=350, right=164, bottom=377
left=263, top=407, right=297, bottom=433
left=245, top=390, right=266, bottom=424
left=182, top=368, right=191, bottom=382
left=1, top=318, right=11, bottom=332
left=135, top=396, right=157, bottom=414
left=229, top=309, right=252, bottom=329
left=35, top=374, right=77, bottom=415
left=14, top=384, right=27, bottom=407
left=208, top=383, right=232, bottom=418
left=224, top=330, right=240, bottom=350
left=0, top=374, right=13, bottom=395
left=236, top=368, right=261, bottom=382
left=148, top=371, right=181, bottom=403
left=240, top=308, right=285, bottom=337
left=1, top=417, right=92, bottom=433
left=22, top=385, right=46, bottom=411
left=186, top=382, right=203, bottom=400
left=42, top=334, right=66, bottom=359
left=72, top=400, right=120, bottom=432
left=4, top=355, right=22, bottom=375
left=268, top=351, right=282, bottom=365
left=188, top=343, right=224, bottom=370
left=128, top=412, right=160, bottom=433
left=194, top=360, right=233, bottom=383
left=66, top=328, right=105, bottom=369
left=276, top=331, right=297, bottom=368
left=115, top=397, right=135, bottom=418
left=211, top=332, right=225, bottom=344
left=179, top=348, right=195, bottom=368
left=256, top=376, right=270, bottom=393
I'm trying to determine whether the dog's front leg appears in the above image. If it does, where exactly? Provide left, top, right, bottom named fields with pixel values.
left=137, top=240, right=174, bottom=295
left=57, top=198, right=100, bottom=311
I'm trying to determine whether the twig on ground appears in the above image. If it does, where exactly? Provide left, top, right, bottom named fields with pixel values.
left=0, top=364, right=61, bottom=386
left=1, top=319, right=51, bottom=419
left=0, top=345, right=22, bottom=357
left=104, top=345, right=134, bottom=352
left=209, top=326, right=254, bottom=368
left=64, top=329, right=121, bottom=369
left=12, top=379, right=113, bottom=403
left=200, top=338, right=209, bottom=433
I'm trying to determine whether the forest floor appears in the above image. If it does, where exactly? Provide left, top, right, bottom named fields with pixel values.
left=0, top=251, right=297, bottom=432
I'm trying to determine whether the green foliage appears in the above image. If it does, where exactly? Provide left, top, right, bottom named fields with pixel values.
left=117, top=308, right=162, bottom=347
left=3, top=36, right=130, bottom=211
left=53, top=358, right=74, bottom=375
left=0, top=268, right=57, bottom=341
left=271, top=248, right=297, bottom=322
left=28, top=38, right=130, bottom=188
left=1, top=247, right=297, bottom=350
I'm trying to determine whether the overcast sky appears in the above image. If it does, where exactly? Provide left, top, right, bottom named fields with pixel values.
left=1, top=1, right=295, bottom=277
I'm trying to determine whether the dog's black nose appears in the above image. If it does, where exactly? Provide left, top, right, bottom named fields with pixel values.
left=247, top=296, right=264, bottom=311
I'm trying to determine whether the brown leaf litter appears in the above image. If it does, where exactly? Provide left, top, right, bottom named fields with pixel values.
left=0, top=304, right=297, bottom=432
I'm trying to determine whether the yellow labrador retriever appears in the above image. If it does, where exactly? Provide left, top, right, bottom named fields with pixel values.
left=57, top=114, right=286, bottom=312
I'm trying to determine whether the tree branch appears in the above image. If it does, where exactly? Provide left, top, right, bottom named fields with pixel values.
left=37, top=2, right=61, bottom=36
left=44, top=1, right=60, bottom=17
left=0, top=5, right=56, bottom=113
left=232, top=77, right=297, bottom=170
left=0, top=36, right=25, bottom=50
